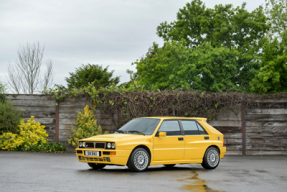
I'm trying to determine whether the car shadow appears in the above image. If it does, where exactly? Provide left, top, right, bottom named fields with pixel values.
left=77, top=165, right=205, bottom=174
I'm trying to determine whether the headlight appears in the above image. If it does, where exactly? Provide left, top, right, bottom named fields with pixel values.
left=107, top=142, right=111, bottom=148
left=83, top=142, right=85, bottom=147
left=111, top=143, right=115, bottom=149
left=79, top=141, right=85, bottom=148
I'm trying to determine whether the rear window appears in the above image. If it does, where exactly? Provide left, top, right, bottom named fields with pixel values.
left=181, top=120, right=208, bottom=135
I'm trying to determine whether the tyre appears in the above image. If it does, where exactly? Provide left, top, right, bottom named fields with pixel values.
left=201, top=147, right=220, bottom=169
left=164, top=164, right=176, bottom=168
left=127, top=148, right=150, bottom=172
left=88, top=163, right=106, bottom=170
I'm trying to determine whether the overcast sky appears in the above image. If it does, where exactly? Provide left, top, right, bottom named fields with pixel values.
left=0, top=0, right=266, bottom=90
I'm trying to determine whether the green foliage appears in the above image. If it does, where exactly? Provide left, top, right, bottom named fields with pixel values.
left=0, top=101, right=23, bottom=134
left=157, top=0, right=269, bottom=49
left=0, top=80, right=6, bottom=103
left=68, top=105, right=102, bottom=147
left=249, top=0, right=287, bottom=93
left=18, top=142, right=66, bottom=152
left=134, top=40, right=245, bottom=92
left=65, top=64, right=120, bottom=90
left=250, top=36, right=287, bottom=93
left=265, top=0, right=287, bottom=36
left=131, top=0, right=268, bottom=92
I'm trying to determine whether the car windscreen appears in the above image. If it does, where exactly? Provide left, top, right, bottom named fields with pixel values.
left=117, top=118, right=160, bottom=135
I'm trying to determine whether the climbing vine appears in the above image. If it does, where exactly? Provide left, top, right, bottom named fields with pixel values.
left=43, top=83, right=287, bottom=128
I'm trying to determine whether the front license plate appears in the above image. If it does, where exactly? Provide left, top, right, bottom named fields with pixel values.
left=85, top=151, right=100, bottom=156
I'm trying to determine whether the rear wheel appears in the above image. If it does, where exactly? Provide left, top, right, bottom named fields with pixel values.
left=127, top=148, right=150, bottom=172
left=201, top=147, right=220, bottom=169
left=88, top=163, right=106, bottom=170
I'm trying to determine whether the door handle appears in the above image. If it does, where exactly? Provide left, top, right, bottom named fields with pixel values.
left=178, top=137, right=184, bottom=141
left=204, top=136, right=209, bottom=140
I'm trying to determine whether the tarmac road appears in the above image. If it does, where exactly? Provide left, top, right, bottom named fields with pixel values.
left=0, top=151, right=286, bottom=192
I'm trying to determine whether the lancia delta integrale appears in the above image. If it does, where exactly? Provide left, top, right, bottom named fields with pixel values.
left=75, top=117, right=226, bottom=172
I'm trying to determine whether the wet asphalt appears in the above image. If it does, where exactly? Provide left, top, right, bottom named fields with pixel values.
left=0, top=151, right=286, bottom=192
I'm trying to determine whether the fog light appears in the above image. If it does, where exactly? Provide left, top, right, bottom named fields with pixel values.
left=106, top=157, right=110, bottom=162
left=79, top=156, right=82, bottom=160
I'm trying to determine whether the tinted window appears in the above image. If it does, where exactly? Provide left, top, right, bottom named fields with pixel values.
left=158, top=120, right=181, bottom=136
left=197, top=122, right=208, bottom=135
left=117, top=118, right=160, bottom=135
left=181, top=120, right=199, bottom=135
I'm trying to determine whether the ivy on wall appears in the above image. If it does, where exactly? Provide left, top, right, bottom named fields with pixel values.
left=44, top=83, right=287, bottom=129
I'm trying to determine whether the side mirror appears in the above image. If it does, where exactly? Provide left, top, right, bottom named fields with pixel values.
left=158, top=132, right=166, bottom=137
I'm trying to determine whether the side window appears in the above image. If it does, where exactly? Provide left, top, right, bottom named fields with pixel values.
left=197, top=122, right=208, bottom=135
left=158, top=120, right=181, bottom=136
left=181, top=120, right=199, bottom=135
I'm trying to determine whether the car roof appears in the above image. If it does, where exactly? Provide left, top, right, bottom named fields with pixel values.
left=139, top=116, right=207, bottom=121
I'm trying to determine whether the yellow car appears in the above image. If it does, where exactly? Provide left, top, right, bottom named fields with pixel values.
left=75, top=117, right=226, bottom=172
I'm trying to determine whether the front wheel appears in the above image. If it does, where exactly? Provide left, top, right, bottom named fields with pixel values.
left=88, top=163, right=106, bottom=170
left=127, top=148, right=150, bottom=172
left=201, top=147, right=220, bottom=169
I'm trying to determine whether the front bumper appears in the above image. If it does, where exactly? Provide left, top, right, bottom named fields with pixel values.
left=75, top=148, right=131, bottom=166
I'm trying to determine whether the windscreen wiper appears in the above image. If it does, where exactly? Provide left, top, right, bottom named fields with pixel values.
left=128, top=130, right=145, bottom=136
left=115, top=130, right=127, bottom=134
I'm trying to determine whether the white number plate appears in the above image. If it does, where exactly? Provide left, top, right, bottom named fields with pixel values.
left=85, top=151, right=100, bottom=156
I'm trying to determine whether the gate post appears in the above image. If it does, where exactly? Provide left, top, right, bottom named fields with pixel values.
left=241, top=102, right=246, bottom=155
left=55, top=100, right=59, bottom=142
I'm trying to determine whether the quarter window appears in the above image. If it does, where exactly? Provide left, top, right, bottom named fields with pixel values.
left=158, top=120, right=181, bottom=136
left=197, top=122, right=208, bottom=135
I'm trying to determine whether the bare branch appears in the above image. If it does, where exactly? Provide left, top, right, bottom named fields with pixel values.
left=42, top=59, right=53, bottom=91
left=6, top=42, right=53, bottom=94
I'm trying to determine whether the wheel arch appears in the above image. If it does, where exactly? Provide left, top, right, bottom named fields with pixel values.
left=209, top=145, right=220, bottom=155
left=205, top=145, right=220, bottom=156
left=126, top=145, right=152, bottom=166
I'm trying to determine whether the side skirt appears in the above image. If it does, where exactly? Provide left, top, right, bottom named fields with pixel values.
left=149, top=159, right=202, bottom=166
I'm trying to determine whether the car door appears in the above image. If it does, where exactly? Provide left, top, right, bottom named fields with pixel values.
left=153, top=120, right=185, bottom=161
left=180, top=120, right=210, bottom=160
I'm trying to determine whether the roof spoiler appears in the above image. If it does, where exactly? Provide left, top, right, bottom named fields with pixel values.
left=196, top=118, right=207, bottom=121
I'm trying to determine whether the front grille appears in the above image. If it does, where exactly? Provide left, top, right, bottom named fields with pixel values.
left=95, top=143, right=105, bottom=149
left=85, top=157, right=107, bottom=162
left=85, top=142, right=94, bottom=148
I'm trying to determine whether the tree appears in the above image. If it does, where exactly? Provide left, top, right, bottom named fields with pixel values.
left=133, top=0, right=269, bottom=92
left=265, top=0, right=287, bottom=37
left=134, top=40, right=240, bottom=92
left=249, top=0, right=287, bottom=93
left=7, top=42, right=53, bottom=94
left=250, top=37, right=287, bottom=93
left=0, top=80, right=6, bottom=103
left=65, top=64, right=120, bottom=89
left=157, top=0, right=269, bottom=49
